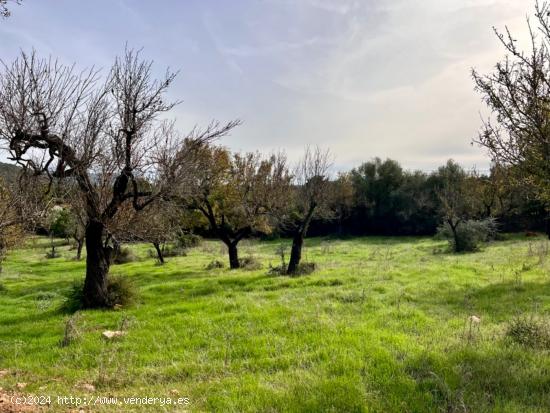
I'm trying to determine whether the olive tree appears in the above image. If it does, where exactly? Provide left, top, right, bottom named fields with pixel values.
left=0, top=49, right=238, bottom=307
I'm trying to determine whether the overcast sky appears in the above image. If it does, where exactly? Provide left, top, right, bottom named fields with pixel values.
left=0, top=0, right=533, bottom=172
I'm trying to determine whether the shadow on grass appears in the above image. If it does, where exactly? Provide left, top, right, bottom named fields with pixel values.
left=418, top=280, right=550, bottom=319
left=405, top=346, right=550, bottom=411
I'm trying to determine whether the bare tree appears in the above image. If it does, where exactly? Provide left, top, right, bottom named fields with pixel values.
left=284, top=146, right=332, bottom=275
left=186, top=145, right=290, bottom=268
left=0, top=0, right=21, bottom=18
left=0, top=49, right=238, bottom=307
left=472, top=1, right=550, bottom=238
left=121, top=200, right=182, bottom=264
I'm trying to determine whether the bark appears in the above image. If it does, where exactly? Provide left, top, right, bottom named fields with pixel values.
left=286, top=204, right=316, bottom=275
left=49, top=234, right=56, bottom=258
left=82, top=219, right=110, bottom=308
left=153, top=242, right=165, bottom=264
left=287, top=231, right=304, bottom=275
left=76, top=238, right=84, bottom=260
left=227, top=241, right=240, bottom=269
left=448, top=219, right=461, bottom=252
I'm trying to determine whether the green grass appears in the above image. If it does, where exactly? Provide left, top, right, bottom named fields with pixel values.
left=0, top=235, right=549, bottom=412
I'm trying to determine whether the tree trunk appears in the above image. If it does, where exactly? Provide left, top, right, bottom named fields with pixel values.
left=153, top=242, right=165, bottom=264
left=287, top=231, right=304, bottom=275
left=227, top=242, right=240, bottom=269
left=546, top=213, right=550, bottom=240
left=82, top=219, right=110, bottom=308
left=287, top=205, right=316, bottom=275
left=76, top=238, right=84, bottom=260
left=49, top=233, right=56, bottom=258
left=449, top=221, right=460, bottom=252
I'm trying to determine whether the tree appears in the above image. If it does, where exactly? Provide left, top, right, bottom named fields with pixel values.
left=44, top=205, right=70, bottom=258
left=123, top=201, right=182, bottom=264
left=0, top=173, right=46, bottom=270
left=0, top=179, right=23, bottom=270
left=0, top=0, right=20, bottom=18
left=284, top=147, right=331, bottom=275
left=433, top=160, right=483, bottom=252
left=351, top=158, right=406, bottom=234
left=187, top=145, right=290, bottom=268
left=0, top=49, right=238, bottom=307
left=472, top=1, right=550, bottom=238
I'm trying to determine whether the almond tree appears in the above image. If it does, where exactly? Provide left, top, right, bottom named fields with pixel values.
left=121, top=200, right=182, bottom=264
left=284, top=147, right=332, bottom=275
left=187, top=145, right=290, bottom=268
left=473, top=1, right=550, bottom=238
left=0, top=0, right=21, bottom=18
left=0, top=49, right=238, bottom=307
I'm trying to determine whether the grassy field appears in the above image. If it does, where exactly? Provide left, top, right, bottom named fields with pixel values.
left=0, top=235, right=549, bottom=412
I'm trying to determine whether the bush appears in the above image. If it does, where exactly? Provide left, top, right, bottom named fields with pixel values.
left=436, top=218, right=498, bottom=252
left=268, top=262, right=317, bottom=276
left=106, top=275, right=138, bottom=307
left=239, top=256, right=262, bottom=270
left=61, top=275, right=139, bottom=312
left=267, top=264, right=286, bottom=276
left=176, top=232, right=202, bottom=250
left=112, top=247, right=137, bottom=264
left=205, top=259, right=225, bottom=270
left=293, top=262, right=317, bottom=275
left=505, top=316, right=550, bottom=349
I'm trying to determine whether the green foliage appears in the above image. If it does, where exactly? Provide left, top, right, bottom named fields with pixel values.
left=175, top=232, right=202, bottom=250
left=47, top=206, right=73, bottom=238
left=106, top=275, right=139, bottom=308
left=437, top=218, right=498, bottom=252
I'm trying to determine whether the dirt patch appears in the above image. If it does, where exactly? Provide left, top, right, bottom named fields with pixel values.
left=0, top=391, right=42, bottom=412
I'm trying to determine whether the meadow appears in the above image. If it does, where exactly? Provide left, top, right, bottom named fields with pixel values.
left=0, top=235, right=549, bottom=412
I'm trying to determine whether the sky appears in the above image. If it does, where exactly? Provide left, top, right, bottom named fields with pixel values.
left=0, top=0, right=534, bottom=172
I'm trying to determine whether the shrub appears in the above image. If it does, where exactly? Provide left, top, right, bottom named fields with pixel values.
left=436, top=218, right=498, bottom=252
left=239, top=256, right=262, bottom=270
left=267, top=264, right=286, bottom=276
left=0, top=282, right=6, bottom=293
left=505, top=315, right=550, bottom=349
left=293, top=262, right=316, bottom=275
left=106, top=275, right=138, bottom=307
left=176, top=232, right=202, bottom=250
left=206, top=259, right=225, bottom=270
left=269, top=262, right=317, bottom=276
left=61, top=275, right=138, bottom=312
left=112, top=247, right=137, bottom=264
